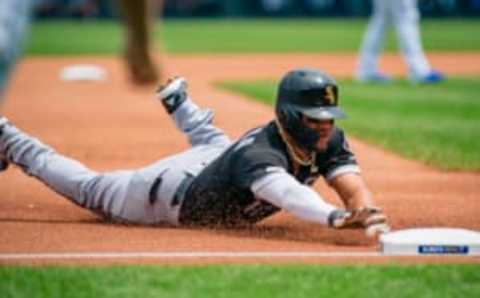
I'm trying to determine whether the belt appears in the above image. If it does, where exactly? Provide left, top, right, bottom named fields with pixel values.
left=148, top=173, right=195, bottom=206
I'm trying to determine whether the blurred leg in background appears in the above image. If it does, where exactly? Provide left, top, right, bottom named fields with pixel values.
left=119, top=0, right=161, bottom=86
left=355, top=0, right=391, bottom=83
left=391, top=0, right=445, bottom=83
left=0, top=0, right=34, bottom=105
left=356, top=0, right=445, bottom=84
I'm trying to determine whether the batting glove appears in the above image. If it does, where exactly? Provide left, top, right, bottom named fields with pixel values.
left=328, top=206, right=390, bottom=236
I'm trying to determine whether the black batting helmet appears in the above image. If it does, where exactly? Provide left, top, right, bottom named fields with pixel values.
left=275, top=68, right=346, bottom=151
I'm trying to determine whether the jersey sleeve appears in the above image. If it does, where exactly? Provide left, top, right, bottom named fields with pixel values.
left=250, top=170, right=337, bottom=226
left=323, top=129, right=361, bottom=181
left=233, top=148, right=289, bottom=190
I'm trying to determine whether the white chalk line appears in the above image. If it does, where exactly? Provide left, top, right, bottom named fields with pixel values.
left=0, top=251, right=383, bottom=260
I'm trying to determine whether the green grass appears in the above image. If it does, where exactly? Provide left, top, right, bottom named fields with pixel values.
left=1, top=265, right=479, bottom=298
left=219, top=77, right=480, bottom=171
left=27, top=19, right=480, bottom=55
left=27, top=21, right=123, bottom=55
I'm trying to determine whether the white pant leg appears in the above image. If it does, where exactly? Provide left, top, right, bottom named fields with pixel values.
left=1, top=101, right=232, bottom=225
left=1, top=120, right=230, bottom=225
left=171, top=98, right=231, bottom=147
left=356, top=0, right=391, bottom=77
left=391, top=0, right=431, bottom=78
left=0, top=123, right=139, bottom=222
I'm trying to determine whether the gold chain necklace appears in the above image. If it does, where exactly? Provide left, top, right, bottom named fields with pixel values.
left=274, top=120, right=317, bottom=170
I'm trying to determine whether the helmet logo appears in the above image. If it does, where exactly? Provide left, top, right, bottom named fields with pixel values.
left=325, top=86, right=336, bottom=105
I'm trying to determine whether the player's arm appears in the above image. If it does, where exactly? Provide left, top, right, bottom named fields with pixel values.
left=318, top=130, right=390, bottom=234
left=328, top=172, right=390, bottom=234
left=329, top=172, right=373, bottom=210
left=250, top=168, right=339, bottom=226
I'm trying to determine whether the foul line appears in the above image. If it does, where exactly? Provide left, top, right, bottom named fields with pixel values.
left=0, top=251, right=383, bottom=260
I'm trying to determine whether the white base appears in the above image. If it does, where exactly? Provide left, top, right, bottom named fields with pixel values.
left=59, top=64, right=107, bottom=82
left=379, top=228, right=480, bottom=256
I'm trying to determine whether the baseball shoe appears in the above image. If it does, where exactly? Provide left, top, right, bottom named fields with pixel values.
left=355, top=72, right=392, bottom=84
left=0, top=116, right=10, bottom=172
left=411, top=70, right=446, bottom=84
left=156, top=77, right=188, bottom=114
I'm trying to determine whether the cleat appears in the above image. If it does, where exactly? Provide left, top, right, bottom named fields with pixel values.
left=412, top=70, right=446, bottom=84
left=156, top=77, right=188, bottom=114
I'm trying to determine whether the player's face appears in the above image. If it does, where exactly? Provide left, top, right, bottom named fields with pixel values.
left=302, top=116, right=334, bottom=151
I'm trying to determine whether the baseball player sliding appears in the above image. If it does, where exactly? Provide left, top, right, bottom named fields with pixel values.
left=0, top=68, right=390, bottom=238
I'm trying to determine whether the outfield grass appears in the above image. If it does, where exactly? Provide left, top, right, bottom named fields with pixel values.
left=1, top=264, right=479, bottom=298
left=219, top=77, right=480, bottom=171
left=27, top=19, right=480, bottom=55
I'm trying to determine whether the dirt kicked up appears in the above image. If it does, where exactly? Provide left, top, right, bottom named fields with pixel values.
left=0, top=53, right=479, bottom=265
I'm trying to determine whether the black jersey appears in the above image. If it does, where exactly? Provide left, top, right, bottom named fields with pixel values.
left=178, top=121, right=358, bottom=227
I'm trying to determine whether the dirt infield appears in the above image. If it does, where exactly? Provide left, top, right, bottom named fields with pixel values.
left=1, top=53, right=479, bottom=265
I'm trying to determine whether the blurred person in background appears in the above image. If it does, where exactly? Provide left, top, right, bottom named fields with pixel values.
left=0, top=0, right=161, bottom=166
left=0, top=0, right=161, bottom=105
left=36, top=0, right=162, bottom=85
left=355, top=0, right=445, bottom=84
left=0, top=0, right=34, bottom=169
left=119, top=0, right=161, bottom=85
left=0, top=0, right=34, bottom=106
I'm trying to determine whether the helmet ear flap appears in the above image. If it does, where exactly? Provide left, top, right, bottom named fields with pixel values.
left=277, top=106, right=301, bottom=132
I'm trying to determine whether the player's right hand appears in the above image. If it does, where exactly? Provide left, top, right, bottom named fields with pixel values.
left=329, top=206, right=390, bottom=235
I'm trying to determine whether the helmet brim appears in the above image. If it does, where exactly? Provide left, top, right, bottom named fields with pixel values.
left=295, top=105, right=347, bottom=120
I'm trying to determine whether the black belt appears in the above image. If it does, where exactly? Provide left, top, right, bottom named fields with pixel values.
left=148, top=174, right=195, bottom=206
